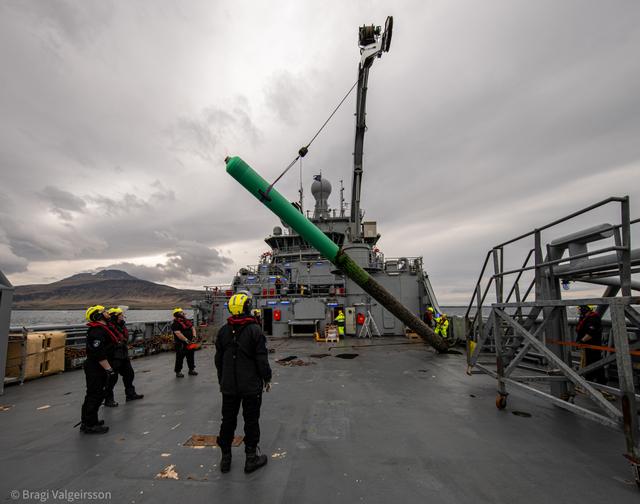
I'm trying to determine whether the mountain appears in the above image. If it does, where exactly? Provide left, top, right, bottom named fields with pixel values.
left=12, top=270, right=204, bottom=310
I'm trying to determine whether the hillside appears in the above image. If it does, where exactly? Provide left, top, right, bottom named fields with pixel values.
left=12, top=270, right=203, bottom=310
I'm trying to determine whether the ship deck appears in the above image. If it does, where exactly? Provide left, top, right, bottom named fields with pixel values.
left=0, top=338, right=637, bottom=503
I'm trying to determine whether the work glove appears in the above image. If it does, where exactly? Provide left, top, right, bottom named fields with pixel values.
left=264, top=382, right=272, bottom=393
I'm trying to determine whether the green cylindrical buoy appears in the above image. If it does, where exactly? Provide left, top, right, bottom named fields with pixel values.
left=225, top=156, right=448, bottom=353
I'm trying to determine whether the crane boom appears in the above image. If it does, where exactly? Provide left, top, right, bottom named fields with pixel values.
left=350, top=16, right=393, bottom=240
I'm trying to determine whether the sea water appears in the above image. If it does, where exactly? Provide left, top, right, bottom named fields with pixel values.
left=10, top=309, right=194, bottom=327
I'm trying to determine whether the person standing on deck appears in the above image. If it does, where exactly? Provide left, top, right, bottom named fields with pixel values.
left=172, top=308, right=198, bottom=378
left=434, top=313, right=449, bottom=339
left=424, top=306, right=435, bottom=328
left=334, top=309, right=346, bottom=337
left=103, top=307, right=144, bottom=406
left=252, top=308, right=262, bottom=327
left=576, top=305, right=606, bottom=384
left=215, top=293, right=272, bottom=474
left=80, top=305, right=117, bottom=434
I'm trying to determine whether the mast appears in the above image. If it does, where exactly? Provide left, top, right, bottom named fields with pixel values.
left=350, top=16, right=393, bottom=241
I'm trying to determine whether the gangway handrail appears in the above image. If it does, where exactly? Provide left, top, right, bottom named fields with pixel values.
left=495, top=196, right=628, bottom=248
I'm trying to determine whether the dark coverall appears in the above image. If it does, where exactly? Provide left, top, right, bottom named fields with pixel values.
left=215, top=316, right=272, bottom=453
left=576, top=311, right=606, bottom=384
left=172, top=318, right=196, bottom=373
left=81, top=323, right=116, bottom=426
left=104, top=322, right=137, bottom=400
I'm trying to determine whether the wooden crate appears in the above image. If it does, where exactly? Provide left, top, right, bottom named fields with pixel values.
left=405, top=328, right=421, bottom=341
left=325, top=324, right=339, bottom=343
left=5, top=332, right=66, bottom=380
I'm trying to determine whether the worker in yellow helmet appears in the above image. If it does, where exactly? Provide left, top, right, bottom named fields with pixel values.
left=215, top=292, right=272, bottom=474
left=171, top=308, right=198, bottom=378
left=102, top=307, right=143, bottom=406
left=423, top=306, right=435, bottom=328
left=80, top=305, right=117, bottom=434
left=334, top=309, right=346, bottom=336
left=252, top=308, right=262, bottom=326
left=434, top=313, right=449, bottom=339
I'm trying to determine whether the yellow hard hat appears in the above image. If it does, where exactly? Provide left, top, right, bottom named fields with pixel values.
left=108, top=307, right=123, bottom=316
left=228, top=293, right=251, bottom=315
left=172, top=307, right=184, bottom=315
left=427, top=307, right=435, bottom=313
left=85, top=304, right=105, bottom=321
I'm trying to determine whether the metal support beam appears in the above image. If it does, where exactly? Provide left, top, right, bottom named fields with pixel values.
left=503, top=318, right=551, bottom=377
left=620, top=197, right=632, bottom=296
left=610, top=300, right=639, bottom=462
left=494, top=308, right=622, bottom=420
left=502, top=378, right=620, bottom=429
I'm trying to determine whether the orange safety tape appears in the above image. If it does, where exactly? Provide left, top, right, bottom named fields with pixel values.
left=546, top=339, right=640, bottom=357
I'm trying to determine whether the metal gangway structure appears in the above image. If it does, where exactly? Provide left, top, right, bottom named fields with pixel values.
left=465, top=196, right=640, bottom=485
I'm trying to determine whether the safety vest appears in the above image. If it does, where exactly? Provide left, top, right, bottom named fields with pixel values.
left=434, top=317, right=449, bottom=338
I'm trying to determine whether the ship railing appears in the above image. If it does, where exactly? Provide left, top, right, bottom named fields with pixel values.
left=6, top=319, right=178, bottom=384
left=382, top=256, right=422, bottom=274
left=463, top=195, right=640, bottom=483
left=204, top=285, right=345, bottom=302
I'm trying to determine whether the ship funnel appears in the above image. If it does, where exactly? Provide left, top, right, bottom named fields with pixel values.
left=311, top=175, right=332, bottom=219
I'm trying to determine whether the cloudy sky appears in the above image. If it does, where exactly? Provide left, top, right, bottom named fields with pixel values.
left=1, top=0, right=639, bottom=304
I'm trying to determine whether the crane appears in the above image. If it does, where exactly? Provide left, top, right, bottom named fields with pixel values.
left=350, top=16, right=393, bottom=241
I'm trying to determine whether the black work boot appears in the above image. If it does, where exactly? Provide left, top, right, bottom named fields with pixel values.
left=244, top=448, right=268, bottom=474
left=104, top=398, right=119, bottom=407
left=126, top=391, right=144, bottom=401
left=220, top=452, right=232, bottom=473
left=188, top=369, right=198, bottom=376
left=176, top=372, right=184, bottom=378
left=82, top=424, right=109, bottom=434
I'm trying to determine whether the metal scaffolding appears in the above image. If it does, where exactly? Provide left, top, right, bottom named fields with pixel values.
left=465, top=196, right=640, bottom=486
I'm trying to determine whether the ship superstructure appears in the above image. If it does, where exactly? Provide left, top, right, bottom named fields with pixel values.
left=196, top=17, right=442, bottom=338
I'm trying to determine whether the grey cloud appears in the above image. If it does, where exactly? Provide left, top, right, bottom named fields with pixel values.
left=0, top=243, right=28, bottom=275
left=1, top=1, right=639, bottom=302
left=100, top=241, right=233, bottom=283
left=0, top=226, right=28, bottom=275
left=164, top=241, right=233, bottom=277
left=87, top=182, right=175, bottom=218
left=39, top=185, right=87, bottom=221
left=169, top=99, right=261, bottom=162
left=14, top=0, right=115, bottom=48
left=89, top=193, right=150, bottom=216
left=264, top=71, right=304, bottom=125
